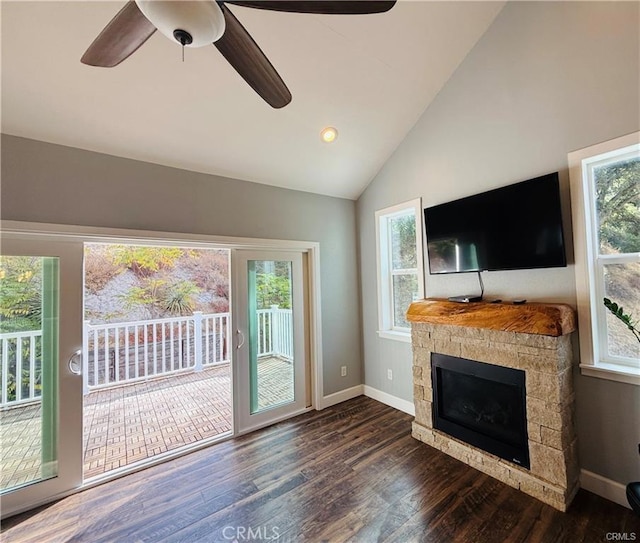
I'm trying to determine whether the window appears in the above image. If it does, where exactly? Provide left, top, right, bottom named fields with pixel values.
left=569, top=132, right=640, bottom=384
left=375, top=198, right=425, bottom=341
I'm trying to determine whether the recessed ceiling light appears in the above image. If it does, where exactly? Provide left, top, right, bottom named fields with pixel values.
left=321, top=127, right=338, bottom=143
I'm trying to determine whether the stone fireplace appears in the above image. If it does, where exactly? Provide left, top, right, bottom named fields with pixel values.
left=408, top=299, right=579, bottom=511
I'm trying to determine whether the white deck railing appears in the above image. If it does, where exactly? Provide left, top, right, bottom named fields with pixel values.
left=83, top=312, right=231, bottom=393
left=0, top=330, right=42, bottom=408
left=83, top=306, right=293, bottom=393
left=0, top=307, right=293, bottom=404
left=257, top=306, right=293, bottom=360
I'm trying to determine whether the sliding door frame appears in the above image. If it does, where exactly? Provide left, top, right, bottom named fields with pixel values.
left=233, top=250, right=309, bottom=435
left=0, top=235, right=84, bottom=518
left=0, top=221, right=325, bottom=481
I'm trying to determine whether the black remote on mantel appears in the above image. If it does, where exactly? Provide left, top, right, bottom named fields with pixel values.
left=513, top=299, right=527, bottom=305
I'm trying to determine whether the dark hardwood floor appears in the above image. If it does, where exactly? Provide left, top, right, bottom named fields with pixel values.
left=2, top=397, right=639, bottom=542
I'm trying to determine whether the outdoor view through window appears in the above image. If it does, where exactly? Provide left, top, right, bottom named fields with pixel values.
left=593, top=156, right=640, bottom=361
left=84, top=244, right=234, bottom=478
left=1, top=243, right=299, bottom=486
left=0, top=256, right=57, bottom=492
left=389, top=213, right=419, bottom=329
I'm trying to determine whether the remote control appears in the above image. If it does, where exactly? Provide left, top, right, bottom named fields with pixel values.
left=513, top=299, right=526, bottom=305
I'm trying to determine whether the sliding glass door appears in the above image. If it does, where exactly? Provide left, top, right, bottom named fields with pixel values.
left=0, top=231, right=315, bottom=516
left=0, top=236, right=83, bottom=518
left=233, top=251, right=308, bottom=433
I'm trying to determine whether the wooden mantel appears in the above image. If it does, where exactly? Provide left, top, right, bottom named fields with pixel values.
left=406, top=298, right=576, bottom=337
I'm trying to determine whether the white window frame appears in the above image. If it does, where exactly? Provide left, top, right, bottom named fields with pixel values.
left=375, top=198, right=425, bottom=342
left=568, top=131, right=640, bottom=385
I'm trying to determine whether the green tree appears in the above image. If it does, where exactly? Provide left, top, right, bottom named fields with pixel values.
left=389, top=213, right=419, bottom=327
left=256, top=274, right=291, bottom=309
left=390, top=213, right=417, bottom=269
left=594, top=158, right=640, bottom=254
left=0, top=256, right=42, bottom=332
left=109, top=246, right=184, bottom=277
left=254, top=261, right=292, bottom=309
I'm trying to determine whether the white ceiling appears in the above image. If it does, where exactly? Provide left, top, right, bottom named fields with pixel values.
left=1, top=1, right=504, bottom=199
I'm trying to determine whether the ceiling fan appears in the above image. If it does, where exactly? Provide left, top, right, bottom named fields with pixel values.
left=81, top=0, right=396, bottom=109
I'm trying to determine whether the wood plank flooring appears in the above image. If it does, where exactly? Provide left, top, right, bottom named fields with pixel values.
left=2, top=397, right=639, bottom=542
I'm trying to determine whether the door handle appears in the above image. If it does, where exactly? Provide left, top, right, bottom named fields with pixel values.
left=68, top=349, right=82, bottom=375
left=236, top=329, right=245, bottom=350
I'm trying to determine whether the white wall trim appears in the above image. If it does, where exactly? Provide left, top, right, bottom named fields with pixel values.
left=568, top=132, right=640, bottom=384
left=579, top=363, right=640, bottom=386
left=580, top=469, right=630, bottom=509
left=377, top=330, right=411, bottom=343
left=363, top=385, right=415, bottom=416
left=320, top=385, right=364, bottom=409
left=0, top=220, right=317, bottom=250
left=308, top=244, right=324, bottom=413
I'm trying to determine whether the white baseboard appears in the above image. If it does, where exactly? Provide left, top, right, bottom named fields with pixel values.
left=580, top=469, right=630, bottom=509
left=320, top=385, right=364, bottom=409
left=363, top=385, right=415, bottom=416
left=319, top=384, right=417, bottom=415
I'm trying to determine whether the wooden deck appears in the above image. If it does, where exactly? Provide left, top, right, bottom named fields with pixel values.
left=83, top=363, right=233, bottom=479
left=1, top=356, right=293, bottom=489
left=3, top=397, right=639, bottom=542
left=0, top=404, right=42, bottom=490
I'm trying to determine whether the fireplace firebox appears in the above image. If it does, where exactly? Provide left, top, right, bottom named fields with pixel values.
left=431, top=353, right=530, bottom=469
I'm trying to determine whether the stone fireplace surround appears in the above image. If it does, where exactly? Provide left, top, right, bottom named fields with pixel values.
left=408, top=299, right=579, bottom=511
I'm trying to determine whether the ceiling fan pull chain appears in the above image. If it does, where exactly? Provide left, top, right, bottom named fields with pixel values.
left=172, top=29, right=192, bottom=64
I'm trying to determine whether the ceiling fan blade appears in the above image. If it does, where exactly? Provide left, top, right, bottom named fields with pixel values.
left=215, top=4, right=292, bottom=109
left=223, top=1, right=396, bottom=15
left=81, top=1, right=156, bottom=67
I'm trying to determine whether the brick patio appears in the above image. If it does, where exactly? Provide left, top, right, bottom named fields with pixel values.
left=1, top=356, right=294, bottom=490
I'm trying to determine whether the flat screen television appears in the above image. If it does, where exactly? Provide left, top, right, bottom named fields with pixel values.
left=424, top=172, right=567, bottom=274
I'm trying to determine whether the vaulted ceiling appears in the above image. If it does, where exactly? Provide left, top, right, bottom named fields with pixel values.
left=1, top=1, right=504, bottom=199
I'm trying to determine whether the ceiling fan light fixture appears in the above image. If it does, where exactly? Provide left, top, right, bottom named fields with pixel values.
left=135, top=0, right=225, bottom=47
left=321, top=127, right=338, bottom=143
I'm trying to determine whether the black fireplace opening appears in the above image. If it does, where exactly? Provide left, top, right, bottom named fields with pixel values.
left=431, top=353, right=530, bottom=469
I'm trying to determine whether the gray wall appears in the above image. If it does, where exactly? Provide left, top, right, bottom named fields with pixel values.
left=1, top=134, right=361, bottom=397
left=357, top=2, right=639, bottom=485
